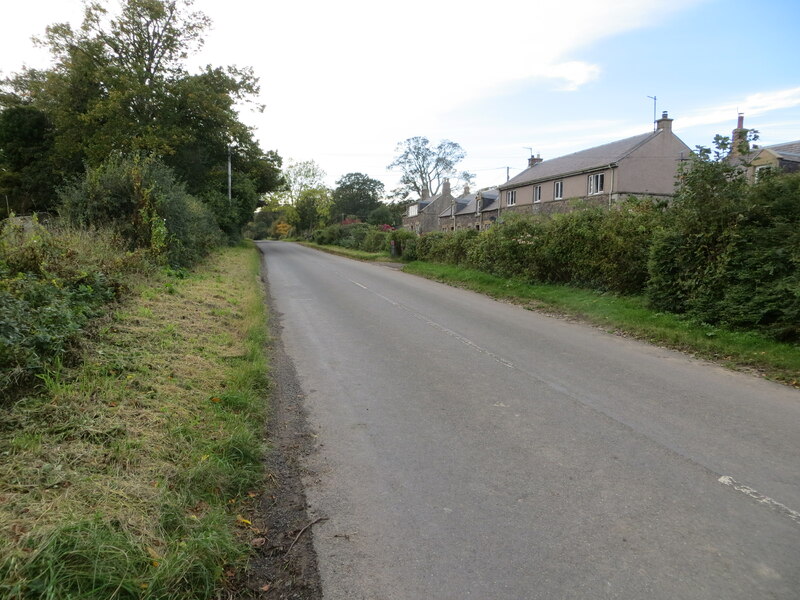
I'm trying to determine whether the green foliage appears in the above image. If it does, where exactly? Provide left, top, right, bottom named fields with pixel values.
left=362, top=229, right=389, bottom=253
left=337, top=223, right=372, bottom=249
left=0, top=218, right=151, bottom=395
left=648, top=168, right=800, bottom=340
left=388, top=229, right=418, bottom=259
left=367, top=205, right=393, bottom=226
left=312, top=224, right=344, bottom=246
left=290, top=187, right=331, bottom=234
left=0, top=106, right=58, bottom=216
left=331, top=172, right=384, bottom=222
left=0, top=0, right=283, bottom=230
left=58, top=154, right=222, bottom=267
left=413, top=199, right=661, bottom=294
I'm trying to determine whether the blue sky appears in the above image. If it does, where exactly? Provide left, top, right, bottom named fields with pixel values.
left=1, top=0, right=798, bottom=195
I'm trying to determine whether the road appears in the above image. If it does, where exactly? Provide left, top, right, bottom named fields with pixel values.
left=257, top=241, right=800, bottom=600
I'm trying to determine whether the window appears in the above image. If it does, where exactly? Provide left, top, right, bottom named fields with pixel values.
left=506, top=190, right=516, bottom=206
left=755, top=165, right=772, bottom=182
left=408, top=204, right=418, bottom=217
left=533, top=185, right=542, bottom=203
left=554, top=180, right=563, bottom=200
left=588, top=173, right=605, bottom=195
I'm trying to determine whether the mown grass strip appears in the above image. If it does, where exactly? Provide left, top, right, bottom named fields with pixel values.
left=403, top=261, right=800, bottom=386
left=0, top=244, right=270, bottom=599
left=297, top=241, right=395, bottom=262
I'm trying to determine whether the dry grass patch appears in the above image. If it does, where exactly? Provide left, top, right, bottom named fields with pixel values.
left=0, top=244, right=269, bottom=599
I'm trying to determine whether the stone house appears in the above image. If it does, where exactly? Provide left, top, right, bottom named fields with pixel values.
left=438, top=188, right=500, bottom=231
left=725, top=114, right=799, bottom=181
left=498, top=112, right=691, bottom=215
left=401, top=180, right=457, bottom=234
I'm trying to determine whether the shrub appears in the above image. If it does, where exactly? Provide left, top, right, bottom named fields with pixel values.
left=338, top=223, right=372, bottom=249
left=0, top=218, right=152, bottom=396
left=361, top=230, right=389, bottom=253
left=647, top=159, right=800, bottom=340
left=312, top=224, right=343, bottom=246
left=59, top=154, right=222, bottom=268
left=388, top=229, right=417, bottom=259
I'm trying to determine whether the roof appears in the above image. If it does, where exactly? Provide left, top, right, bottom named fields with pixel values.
left=457, top=189, right=499, bottom=215
left=764, top=140, right=800, bottom=162
left=500, top=131, right=660, bottom=189
left=438, top=189, right=475, bottom=217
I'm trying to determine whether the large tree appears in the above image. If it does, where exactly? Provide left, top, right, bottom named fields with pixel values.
left=0, top=0, right=282, bottom=227
left=331, top=172, right=384, bottom=222
left=0, top=106, right=57, bottom=216
left=289, top=187, right=331, bottom=233
left=387, top=136, right=473, bottom=199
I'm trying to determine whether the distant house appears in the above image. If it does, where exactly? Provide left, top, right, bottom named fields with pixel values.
left=726, top=114, right=800, bottom=181
left=438, top=187, right=500, bottom=231
left=750, top=141, right=800, bottom=181
left=498, top=112, right=691, bottom=215
left=401, top=180, right=456, bottom=234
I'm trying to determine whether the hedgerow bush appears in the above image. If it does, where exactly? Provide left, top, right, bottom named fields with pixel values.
left=59, top=154, right=222, bottom=268
left=362, top=229, right=389, bottom=253
left=312, top=224, right=344, bottom=246
left=412, top=229, right=478, bottom=265
left=388, top=229, right=418, bottom=259
left=338, top=223, right=372, bottom=249
left=648, top=169, right=800, bottom=340
left=0, top=218, right=152, bottom=396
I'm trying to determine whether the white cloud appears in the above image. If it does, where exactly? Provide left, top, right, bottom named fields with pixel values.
left=679, top=87, right=800, bottom=129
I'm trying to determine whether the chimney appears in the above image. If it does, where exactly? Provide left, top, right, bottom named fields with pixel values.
left=528, top=153, right=543, bottom=168
left=731, top=113, right=749, bottom=157
left=463, top=184, right=470, bottom=195
left=421, top=188, right=430, bottom=201
left=442, top=178, right=451, bottom=196
left=656, top=111, right=672, bottom=132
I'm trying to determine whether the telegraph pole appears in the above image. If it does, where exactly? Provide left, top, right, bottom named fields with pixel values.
left=227, top=145, right=232, bottom=202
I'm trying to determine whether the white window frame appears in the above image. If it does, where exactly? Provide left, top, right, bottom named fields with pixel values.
left=533, top=185, right=542, bottom=203
left=588, top=173, right=605, bottom=195
left=554, top=180, right=563, bottom=200
left=408, top=204, right=418, bottom=217
left=506, top=190, right=516, bottom=206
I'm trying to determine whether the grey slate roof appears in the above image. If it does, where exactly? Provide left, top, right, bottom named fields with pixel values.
left=438, top=191, right=473, bottom=217
left=765, top=140, right=800, bottom=161
left=457, top=189, right=499, bottom=215
left=500, top=131, right=659, bottom=189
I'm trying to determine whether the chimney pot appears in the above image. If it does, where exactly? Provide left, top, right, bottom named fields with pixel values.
left=737, top=113, right=744, bottom=129
left=528, top=155, right=544, bottom=168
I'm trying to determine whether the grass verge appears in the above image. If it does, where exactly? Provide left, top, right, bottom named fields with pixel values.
left=297, top=241, right=395, bottom=262
left=403, top=261, right=800, bottom=386
left=0, top=244, right=270, bottom=599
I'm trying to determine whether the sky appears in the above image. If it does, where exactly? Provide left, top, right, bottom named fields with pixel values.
left=1, top=0, right=799, bottom=196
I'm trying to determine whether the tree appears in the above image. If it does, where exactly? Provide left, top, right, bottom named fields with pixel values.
left=0, top=106, right=57, bottom=215
left=289, top=187, right=331, bottom=233
left=332, top=172, right=384, bottom=222
left=366, top=205, right=392, bottom=226
left=0, top=0, right=283, bottom=231
left=282, top=159, right=327, bottom=204
left=387, top=136, right=473, bottom=199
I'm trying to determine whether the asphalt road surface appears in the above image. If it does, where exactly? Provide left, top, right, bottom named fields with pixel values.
left=258, top=241, right=800, bottom=600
